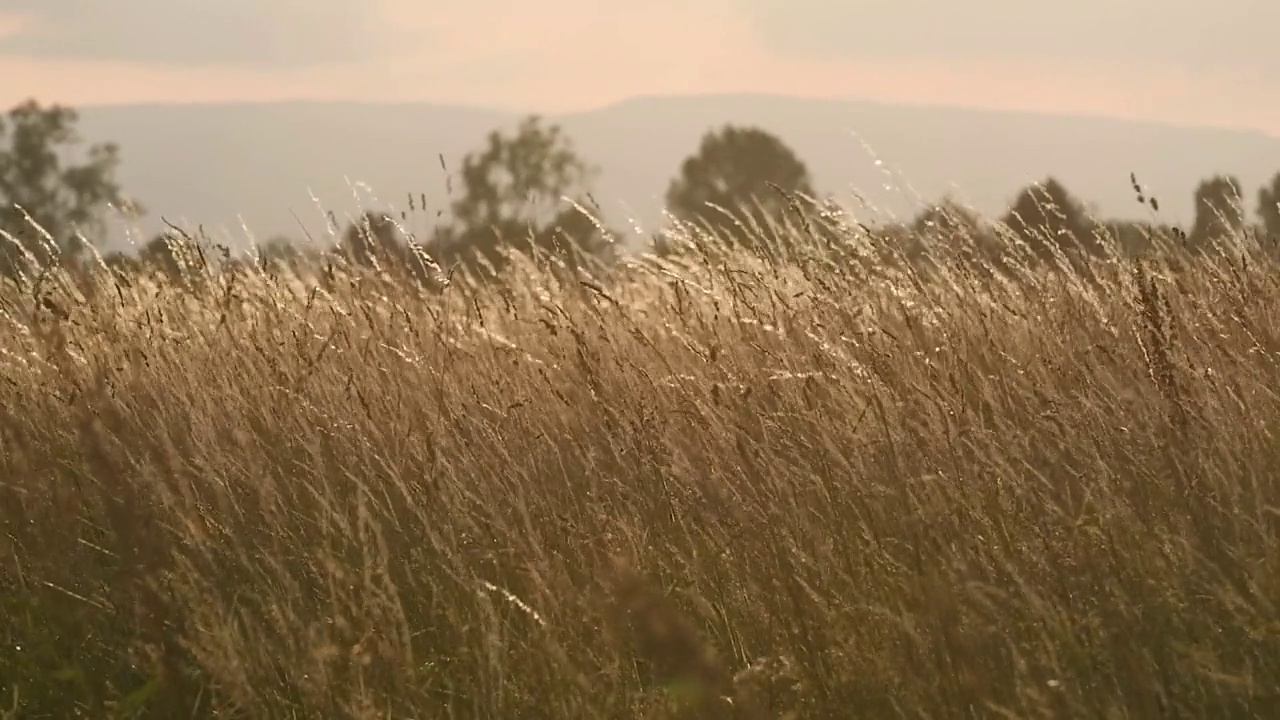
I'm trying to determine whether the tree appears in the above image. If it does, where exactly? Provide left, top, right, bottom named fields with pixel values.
left=136, top=225, right=252, bottom=284
left=912, top=198, right=982, bottom=237
left=0, top=99, right=136, bottom=275
left=138, top=232, right=184, bottom=277
left=909, top=197, right=999, bottom=267
left=1190, top=174, right=1246, bottom=249
left=1259, top=172, right=1280, bottom=240
left=665, top=125, right=814, bottom=251
left=1101, top=218, right=1189, bottom=257
left=429, top=115, right=613, bottom=274
left=339, top=211, right=405, bottom=269
left=1001, top=177, right=1096, bottom=262
left=138, top=229, right=223, bottom=281
left=101, top=250, right=143, bottom=277
left=254, top=236, right=304, bottom=273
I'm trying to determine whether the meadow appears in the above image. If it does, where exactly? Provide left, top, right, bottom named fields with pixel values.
left=1, top=206, right=1278, bottom=718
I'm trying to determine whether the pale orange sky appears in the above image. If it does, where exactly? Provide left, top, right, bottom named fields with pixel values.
left=2, top=0, right=1277, bottom=136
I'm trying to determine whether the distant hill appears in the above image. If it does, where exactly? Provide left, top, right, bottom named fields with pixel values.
left=75, top=94, right=1280, bottom=253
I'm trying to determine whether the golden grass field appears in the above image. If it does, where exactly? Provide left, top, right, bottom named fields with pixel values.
left=1, top=210, right=1278, bottom=718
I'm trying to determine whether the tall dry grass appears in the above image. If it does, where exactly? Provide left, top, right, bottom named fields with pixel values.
left=0, top=208, right=1278, bottom=719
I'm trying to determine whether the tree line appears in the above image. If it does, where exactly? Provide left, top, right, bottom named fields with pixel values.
left=2, top=98, right=1279, bottom=283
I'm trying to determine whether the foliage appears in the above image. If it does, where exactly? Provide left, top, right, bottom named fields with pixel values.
left=0, top=99, right=136, bottom=275
left=253, top=235, right=307, bottom=274
left=138, top=232, right=186, bottom=277
left=1190, top=174, right=1246, bottom=248
left=1100, top=219, right=1186, bottom=258
left=338, top=211, right=404, bottom=269
left=2, top=208, right=1279, bottom=718
left=1000, top=176, right=1097, bottom=261
left=430, top=115, right=614, bottom=275
left=4, top=98, right=1280, bottom=718
left=905, top=196, right=1001, bottom=267
left=1259, top=172, right=1280, bottom=240
left=665, top=125, right=814, bottom=252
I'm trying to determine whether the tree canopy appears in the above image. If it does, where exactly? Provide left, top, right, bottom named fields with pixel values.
left=1190, top=175, right=1246, bottom=248
left=429, top=115, right=614, bottom=274
left=1258, top=172, right=1280, bottom=240
left=1001, top=177, right=1096, bottom=260
left=665, top=125, right=814, bottom=251
left=0, top=99, right=137, bottom=275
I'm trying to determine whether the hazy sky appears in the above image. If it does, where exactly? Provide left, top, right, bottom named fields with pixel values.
left=1, top=0, right=1276, bottom=134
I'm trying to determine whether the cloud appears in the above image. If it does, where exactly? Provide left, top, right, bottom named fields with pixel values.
left=0, top=12, right=28, bottom=39
left=737, top=0, right=1280, bottom=77
left=1, top=0, right=1277, bottom=137
left=0, top=0, right=391, bottom=66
